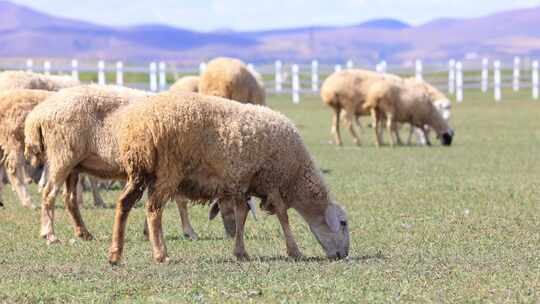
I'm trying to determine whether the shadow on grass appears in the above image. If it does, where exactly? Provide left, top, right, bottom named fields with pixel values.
left=172, top=252, right=386, bottom=265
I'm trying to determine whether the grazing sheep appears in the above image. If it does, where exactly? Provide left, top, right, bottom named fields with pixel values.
left=199, top=57, right=266, bottom=106
left=0, top=89, right=54, bottom=209
left=363, top=80, right=454, bottom=147
left=321, top=69, right=401, bottom=146
left=402, top=78, right=452, bottom=145
left=108, top=92, right=349, bottom=264
left=169, top=76, right=199, bottom=93
left=0, top=71, right=79, bottom=91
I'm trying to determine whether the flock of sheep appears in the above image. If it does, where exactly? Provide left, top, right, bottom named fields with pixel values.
left=0, top=56, right=454, bottom=264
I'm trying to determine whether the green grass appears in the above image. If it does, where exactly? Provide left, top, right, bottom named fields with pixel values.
left=1, top=89, right=540, bottom=303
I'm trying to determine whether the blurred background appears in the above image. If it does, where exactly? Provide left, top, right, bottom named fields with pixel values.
left=1, top=0, right=539, bottom=64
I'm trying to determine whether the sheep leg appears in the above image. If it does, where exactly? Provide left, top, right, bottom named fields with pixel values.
left=219, top=200, right=237, bottom=238
left=76, top=175, right=84, bottom=207
left=386, top=114, right=395, bottom=148
left=38, top=164, right=48, bottom=192
left=0, top=167, right=5, bottom=207
left=233, top=198, right=250, bottom=261
left=394, top=124, right=404, bottom=146
left=422, top=127, right=432, bottom=146
left=407, top=125, right=415, bottom=145
left=344, top=112, right=361, bottom=146
left=6, top=167, right=36, bottom=209
left=109, top=177, right=146, bottom=265
left=89, top=177, right=107, bottom=208
left=146, top=191, right=168, bottom=263
left=270, top=191, right=302, bottom=258
left=331, top=107, right=343, bottom=146
left=174, top=195, right=198, bottom=240
left=40, top=171, right=67, bottom=245
left=370, top=109, right=382, bottom=147
left=64, top=172, right=93, bottom=240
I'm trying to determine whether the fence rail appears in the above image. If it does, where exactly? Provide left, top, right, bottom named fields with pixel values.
left=1, top=57, right=539, bottom=103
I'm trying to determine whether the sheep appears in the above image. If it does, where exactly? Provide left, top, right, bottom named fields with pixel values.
left=169, top=76, right=199, bottom=93
left=24, top=85, right=241, bottom=244
left=363, top=80, right=454, bottom=147
left=402, top=78, right=452, bottom=145
left=108, top=91, right=349, bottom=264
left=0, top=89, right=54, bottom=209
left=0, top=71, right=80, bottom=91
left=0, top=71, right=108, bottom=207
left=320, top=69, right=401, bottom=146
left=199, top=57, right=266, bottom=106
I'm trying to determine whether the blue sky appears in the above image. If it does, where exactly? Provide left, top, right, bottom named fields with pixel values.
left=11, top=0, right=540, bottom=31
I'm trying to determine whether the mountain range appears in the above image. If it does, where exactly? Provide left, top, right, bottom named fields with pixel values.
left=0, top=1, right=539, bottom=64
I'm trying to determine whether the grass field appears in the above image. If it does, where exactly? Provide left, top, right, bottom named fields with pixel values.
left=1, top=89, right=539, bottom=303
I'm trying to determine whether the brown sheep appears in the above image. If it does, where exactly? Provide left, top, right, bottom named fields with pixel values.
left=24, top=85, right=239, bottom=244
left=0, top=71, right=79, bottom=91
left=363, top=80, right=454, bottom=147
left=0, top=70, right=106, bottom=208
left=169, top=76, right=199, bottom=93
left=320, top=69, right=401, bottom=146
left=0, top=89, right=54, bottom=209
left=199, top=57, right=266, bottom=106
left=108, top=92, right=349, bottom=264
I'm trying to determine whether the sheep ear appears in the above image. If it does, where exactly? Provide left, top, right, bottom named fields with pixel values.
left=247, top=198, right=257, bottom=221
left=325, top=205, right=340, bottom=233
left=208, top=200, right=220, bottom=220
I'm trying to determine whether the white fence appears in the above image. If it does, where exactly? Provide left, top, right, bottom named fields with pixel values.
left=1, top=57, right=539, bottom=103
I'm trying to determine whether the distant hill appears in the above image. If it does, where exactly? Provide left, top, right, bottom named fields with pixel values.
left=0, top=0, right=539, bottom=63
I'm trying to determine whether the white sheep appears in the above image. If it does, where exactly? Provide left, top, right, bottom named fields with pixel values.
left=108, top=91, right=349, bottom=264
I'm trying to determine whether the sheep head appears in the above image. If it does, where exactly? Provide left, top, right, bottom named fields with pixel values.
left=305, top=202, right=349, bottom=260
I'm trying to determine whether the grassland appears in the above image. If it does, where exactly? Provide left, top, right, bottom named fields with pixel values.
left=1, top=89, right=539, bottom=303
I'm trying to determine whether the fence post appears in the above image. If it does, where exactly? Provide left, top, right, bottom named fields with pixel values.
left=513, top=57, right=520, bottom=92
left=43, top=61, right=51, bottom=75
left=275, top=60, right=283, bottom=92
left=159, top=62, right=167, bottom=91
left=70, top=59, right=79, bottom=81
left=533, top=60, right=539, bottom=100
left=26, top=59, right=33, bottom=72
left=334, top=64, right=342, bottom=73
left=116, top=61, right=124, bottom=87
left=494, top=60, right=502, bottom=102
left=199, top=62, right=207, bottom=75
left=456, top=61, right=463, bottom=103
left=149, top=62, right=158, bottom=92
left=448, top=59, right=456, bottom=95
left=311, top=60, right=319, bottom=92
left=98, top=60, right=106, bottom=85
left=380, top=61, right=387, bottom=73
left=415, top=59, right=423, bottom=81
left=481, top=58, right=489, bottom=93
left=346, top=60, right=354, bottom=69
left=292, top=64, right=300, bottom=104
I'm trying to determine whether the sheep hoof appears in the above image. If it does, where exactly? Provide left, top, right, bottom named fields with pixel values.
left=77, top=230, right=94, bottom=241
left=287, top=250, right=304, bottom=260
left=108, top=250, right=122, bottom=265
left=45, top=235, right=60, bottom=245
left=154, top=255, right=169, bottom=264
left=183, top=231, right=198, bottom=241
left=234, top=252, right=250, bottom=261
